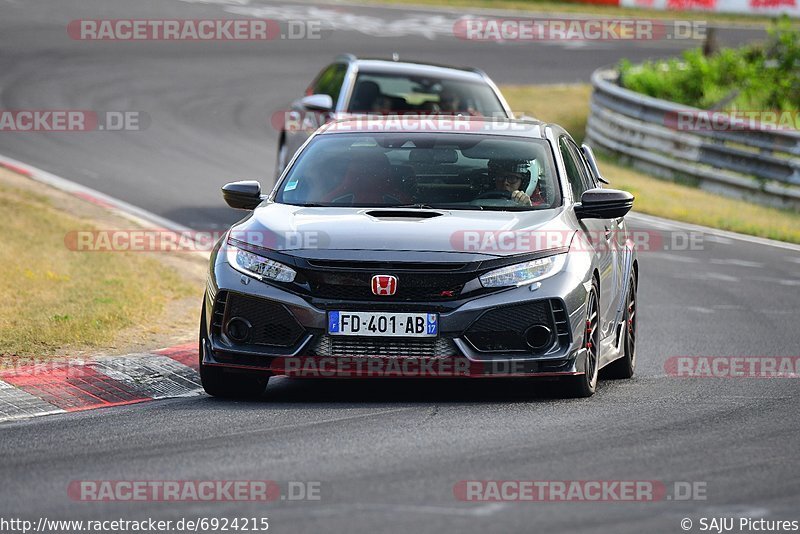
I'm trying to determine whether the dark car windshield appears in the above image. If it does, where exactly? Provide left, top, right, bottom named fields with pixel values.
left=275, top=132, right=561, bottom=211
left=347, top=72, right=508, bottom=117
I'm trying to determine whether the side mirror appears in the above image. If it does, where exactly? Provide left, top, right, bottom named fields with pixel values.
left=300, top=94, right=333, bottom=111
left=581, top=144, right=610, bottom=184
left=222, top=181, right=262, bottom=210
left=575, top=188, right=634, bottom=220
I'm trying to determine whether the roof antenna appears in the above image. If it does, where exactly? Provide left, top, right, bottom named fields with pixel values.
left=392, top=52, right=399, bottom=62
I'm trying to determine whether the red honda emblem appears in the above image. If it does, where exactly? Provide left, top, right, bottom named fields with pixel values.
left=371, top=275, right=398, bottom=296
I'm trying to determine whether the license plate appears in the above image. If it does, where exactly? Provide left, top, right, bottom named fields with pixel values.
left=328, top=311, right=438, bottom=337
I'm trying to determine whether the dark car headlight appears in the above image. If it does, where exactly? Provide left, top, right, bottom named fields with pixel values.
left=226, top=244, right=296, bottom=283
left=479, top=253, right=566, bottom=288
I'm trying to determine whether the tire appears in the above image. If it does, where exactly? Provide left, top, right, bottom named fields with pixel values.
left=198, top=298, right=270, bottom=398
left=602, top=274, right=637, bottom=380
left=562, top=279, right=600, bottom=398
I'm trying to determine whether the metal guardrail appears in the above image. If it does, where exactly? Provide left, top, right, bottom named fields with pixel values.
left=586, top=67, right=800, bottom=211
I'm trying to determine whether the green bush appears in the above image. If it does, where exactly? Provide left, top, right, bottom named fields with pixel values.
left=619, top=17, right=800, bottom=112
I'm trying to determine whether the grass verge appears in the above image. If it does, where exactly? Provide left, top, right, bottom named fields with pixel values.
left=0, top=169, right=205, bottom=358
left=504, top=84, right=592, bottom=143
left=500, top=83, right=800, bottom=244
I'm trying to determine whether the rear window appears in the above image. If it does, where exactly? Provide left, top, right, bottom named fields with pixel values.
left=346, top=72, right=507, bottom=117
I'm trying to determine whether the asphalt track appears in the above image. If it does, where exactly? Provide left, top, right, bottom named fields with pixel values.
left=1, top=1, right=799, bottom=533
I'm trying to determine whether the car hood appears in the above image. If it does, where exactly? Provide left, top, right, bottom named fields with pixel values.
left=229, top=203, right=576, bottom=259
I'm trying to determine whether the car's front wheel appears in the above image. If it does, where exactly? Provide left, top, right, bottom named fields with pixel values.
left=198, top=298, right=270, bottom=398
left=562, top=279, right=600, bottom=398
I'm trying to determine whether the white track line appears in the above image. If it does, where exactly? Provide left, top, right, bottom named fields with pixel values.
left=628, top=212, right=800, bottom=253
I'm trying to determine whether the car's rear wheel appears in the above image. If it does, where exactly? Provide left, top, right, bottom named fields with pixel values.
left=562, top=280, right=600, bottom=398
left=602, top=274, right=637, bottom=379
left=198, top=298, right=270, bottom=398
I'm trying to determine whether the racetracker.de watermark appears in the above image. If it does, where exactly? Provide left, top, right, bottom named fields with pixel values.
left=453, top=18, right=706, bottom=41
left=63, top=230, right=326, bottom=252
left=665, top=356, right=800, bottom=378
left=665, top=110, right=800, bottom=132
left=0, top=110, right=147, bottom=132
left=322, top=115, right=525, bottom=133
left=271, top=357, right=567, bottom=378
left=67, top=19, right=321, bottom=40
left=0, top=357, right=160, bottom=378
left=68, top=480, right=321, bottom=502
left=270, top=111, right=538, bottom=133
left=453, top=480, right=707, bottom=501
left=451, top=229, right=705, bottom=253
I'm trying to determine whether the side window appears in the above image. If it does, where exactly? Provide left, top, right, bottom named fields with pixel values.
left=559, top=136, right=588, bottom=201
left=568, top=140, right=598, bottom=189
left=308, top=63, right=347, bottom=103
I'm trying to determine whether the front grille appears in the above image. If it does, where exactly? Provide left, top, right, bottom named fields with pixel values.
left=464, top=300, right=558, bottom=353
left=311, top=335, right=458, bottom=358
left=300, top=270, right=474, bottom=301
left=221, top=292, right=305, bottom=347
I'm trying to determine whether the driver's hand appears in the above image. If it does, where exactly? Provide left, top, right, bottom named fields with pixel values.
left=511, top=190, right=532, bottom=206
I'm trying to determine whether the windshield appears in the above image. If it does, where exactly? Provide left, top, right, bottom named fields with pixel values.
left=346, top=72, right=508, bottom=117
left=275, top=132, right=561, bottom=211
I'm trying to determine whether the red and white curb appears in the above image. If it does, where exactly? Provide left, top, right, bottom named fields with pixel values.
left=0, top=344, right=201, bottom=423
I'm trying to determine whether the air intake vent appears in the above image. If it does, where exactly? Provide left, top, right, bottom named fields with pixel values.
left=550, top=299, right=572, bottom=346
left=211, top=291, right=228, bottom=336
left=365, top=210, right=443, bottom=219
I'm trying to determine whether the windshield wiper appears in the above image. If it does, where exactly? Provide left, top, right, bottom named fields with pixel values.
left=480, top=205, right=538, bottom=211
left=394, top=203, right=483, bottom=211
left=394, top=203, right=439, bottom=209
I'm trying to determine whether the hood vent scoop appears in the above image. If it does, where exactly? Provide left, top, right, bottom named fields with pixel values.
left=365, top=210, right=443, bottom=220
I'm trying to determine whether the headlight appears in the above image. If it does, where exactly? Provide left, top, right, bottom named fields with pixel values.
left=226, top=244, right=296, bottom=283
left=479, top=254, right=566, bottom=288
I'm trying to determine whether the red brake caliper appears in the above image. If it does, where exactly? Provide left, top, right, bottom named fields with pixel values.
left=585, top=319, right=593, bottom=351
left=628, top=301, right=634, bottom=333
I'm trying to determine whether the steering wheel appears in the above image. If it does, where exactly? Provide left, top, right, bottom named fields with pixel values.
left=475, top=190, right=513, bottom=200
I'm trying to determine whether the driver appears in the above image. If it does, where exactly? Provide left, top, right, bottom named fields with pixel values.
left=437, top=85, right=479, bottom=115
left=487, top=159, right=533, bottom=206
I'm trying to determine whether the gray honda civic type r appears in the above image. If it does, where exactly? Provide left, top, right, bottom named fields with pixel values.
left=200, top=117, right=638, bottom=398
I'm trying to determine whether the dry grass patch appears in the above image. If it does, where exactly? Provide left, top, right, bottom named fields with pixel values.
left=0, top=169, right=206, bottom=358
